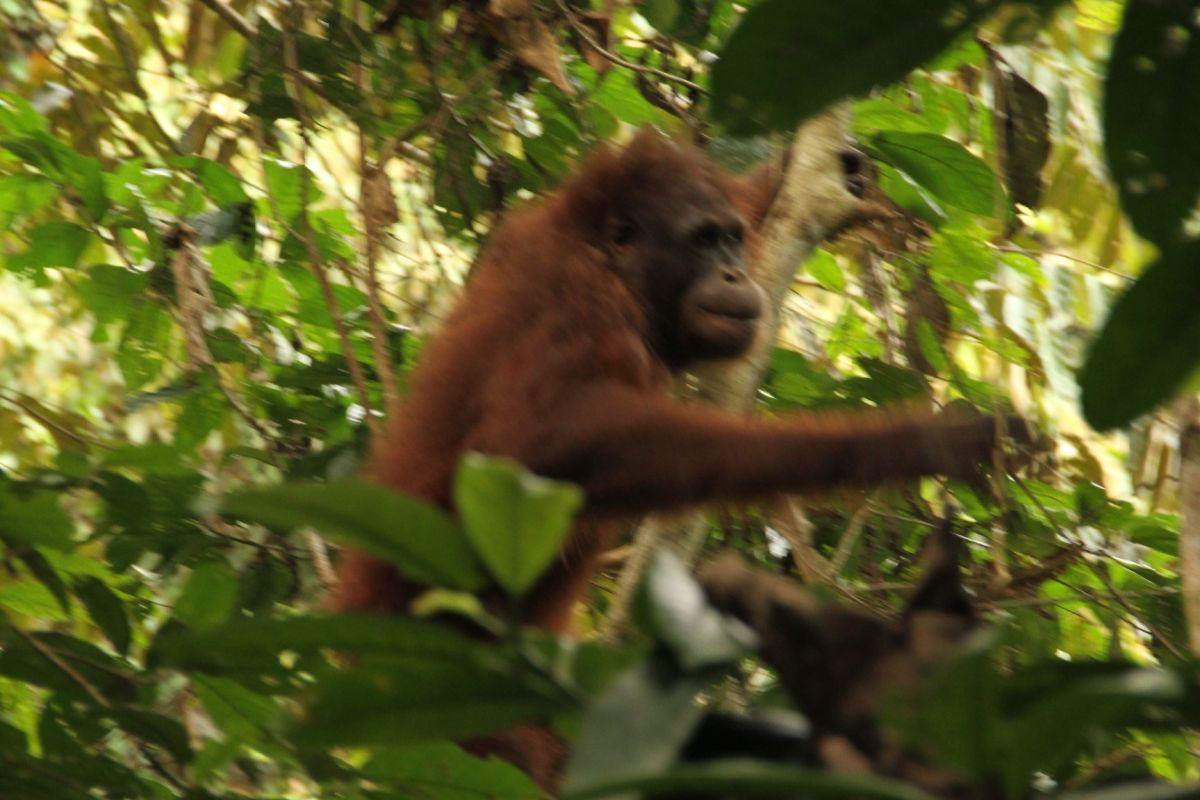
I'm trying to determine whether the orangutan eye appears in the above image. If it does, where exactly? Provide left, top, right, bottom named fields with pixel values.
left=691, top=222, right=722, bottom=249
left=611, top=218, right=638, bottom=246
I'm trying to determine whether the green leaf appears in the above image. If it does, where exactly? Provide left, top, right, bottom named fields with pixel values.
left=12, top=547, right=70, bottom=615
left=871, top=132, right=1002, bottom=216
left=77, top=265, right=147, bottom=328
left=193, top=674, right=281, bottom=750
left=107, top=707, right=193, bottom=763
left=264, top=156, right=308, bottom=221
left=564, top=760, right=933, bottom=800
left=73, top=577, right=132, bottom=655
left=711, top=0, right=1007, bottom=134
left=1001, top=668, right=1183, bottom=796
left=174, top=561, right=239, bottom=632
left=1062, top=783, right=1200, bottom=800
left=362, top=742, right=541, bottom=800
left=6, top=221, right=90, bottom=272
left=0, top=92, right=49, bottom=135
left=0, top=631, right=137, bottom=703
left=805, top=249, right=845, bottom=292
left=101, top=443, right=193, bottom=475
left=152, top=614, right=484, bottom=673
left=1079, top=238, right=1200, bottom=430
left=433, top=128, right=488, bottom=235
left=641, top=0, right=681, bottom=32
left=1103, top=0, right=1200, bottom=246
left=591, top=70, right=674, bottom=128
left=295, top=659, right=563, bottom=748
left=175, top=387, right=227, bottom=450
left=0, top=485, right=74, bottom=550
left=892, top=632, right=1002, bottom=780
left=60, top=151, right=108, bottom=221
left=0, top=581, right=70, bottom=622
left=216, top=479, right=486, bottom=590
left=453, top=454, right=583, bottom=596
left=930, top=226, right=995, bottom=283
left=0, top=174, right=57, bottom=222
left=193, top=158, right=250, bottom=206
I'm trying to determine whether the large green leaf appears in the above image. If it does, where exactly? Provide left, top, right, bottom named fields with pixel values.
left=1063, top=784, right=1200, bottom=800
left=193, top=674, right=283, bottom=753
left=216, top=479, right=486, bottom=590
left=73, top=577, right=131, bottom=656
left=872, top=132, right=1003, bottom=217
left=564, top=761, right=933, bottom=800
left=1104, top=0, right=1200, bottom=246
left=0, top=91, right=49, bottom=135
left=362, top=742, right=541, bottom=800
left=106, top=707, right=193, bottom=763
left=173, top=561, right=239, bottom=632
left=453, top=454, right=582, bottom=596
left=1000, top=668, right=1183, bottom=797
left=0, top=581, right=70, bottom=622
left=191, top=157, right=250, bottom=206
left=0, top=485, right=74, bottom=550
left=0, top=631, right=137, bottom=704
left=5, top=221, right=90, bottom=272
left=712, top=0, right=1010, bottom=134
left=1079, top=238, right=1200, bottom=430
left=152, top=614, right=485, bottom=672
left=294, top=659, right=563, bottom=748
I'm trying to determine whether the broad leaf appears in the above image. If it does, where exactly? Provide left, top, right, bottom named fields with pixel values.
left=294, top=659, right=563, bottom=748
left=1063, top=783, right=1200, bottom=800
left=872, top=132, right=1003, bottom=217
left=107, top=707, right=193, bottom=763
left=454, top=454, right=583, bottom=596
left=1104, top=0, right=1200, bottom=246
left=152, top=614, right=485, bottom=673
left=174, top=561, right=239, bottom=632
left=73, top=577, right=131, bottom=656
left=363, top=742, right=541, bottom=800
left=564, top=760, right=933, bottom=800
left=0, top=485, right=73, bottom=550
left=712, top=0, right=1019, bottom=134
left=216, top=479, right=486, bottom=590
left=1080, top=238, right=1200, bottom=430
left=6, top=221, right=89, bottom=272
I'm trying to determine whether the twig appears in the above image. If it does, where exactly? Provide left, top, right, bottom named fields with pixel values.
left=1077, top=574, right=1188, bottom=662
left=12, top=622, right=189, bottom=787
left=552, top=0, right=704, bottom=94
left=354, top=1, right=401, bottom=412
left=772, top=496, right=830, bottom=584
left=993, top=245, right=1131, bottom=281
left=279, top=22, right=379, bottom=433
left=197, top=0, right=256, bottom=39
left=97, top=0, right=181, bottom=156
left=1177, top=409, right=1200, bottom=656
left=0, top=391, right=111, bottom=449
left=829, top=493, right=878, bottom=577
left=13, top=624, right=110, bottom=708
left=307, top=530, right=338, bottom=591
left=989, top=586, right=1179, bottom=610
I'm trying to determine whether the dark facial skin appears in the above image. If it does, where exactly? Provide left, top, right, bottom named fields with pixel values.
left=603, top=173, right=765, bottom=368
